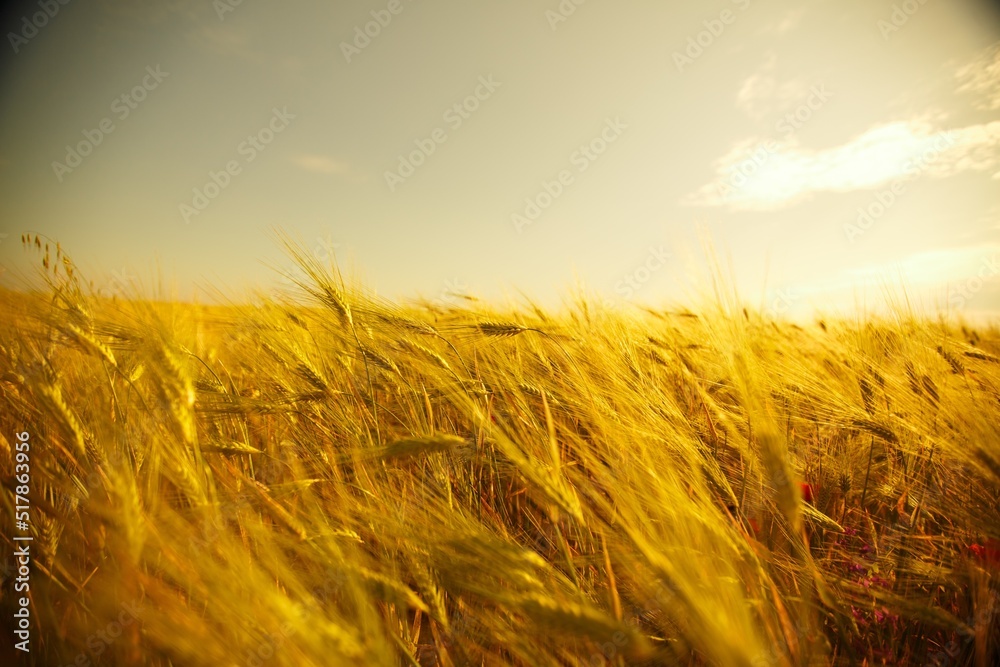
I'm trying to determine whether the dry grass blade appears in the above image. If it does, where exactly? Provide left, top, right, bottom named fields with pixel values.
left=496, top=593, right=654, bottom=658
left=382, top=434, right=466, bottom=459
left=200, top=441, right=264, bottom=454
left=852, top=418, right=900, bottom=444
left=335, top=435, right=467, bottom=464
left=476, top=321, right=530, bottom=338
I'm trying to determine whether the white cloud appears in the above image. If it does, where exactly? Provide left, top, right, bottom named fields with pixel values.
left=836, top=246, right=1000, bottom=317
left=684, top=118, right=1000, bottom=211
left=764, top=245, right=1000, bottom=320
left=735, top=53, right=808, bottom=120
left=956, top=42, right=1000, bottom=111
left=839, top=245, right=999, bottom=288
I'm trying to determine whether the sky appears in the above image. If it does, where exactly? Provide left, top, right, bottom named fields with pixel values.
left=0, top=0, right=999, bottom=321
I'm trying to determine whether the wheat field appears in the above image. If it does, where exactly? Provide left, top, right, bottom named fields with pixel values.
left=1, top=236, right=999, bottom=666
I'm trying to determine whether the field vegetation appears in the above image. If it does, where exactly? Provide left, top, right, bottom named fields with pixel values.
left=1, top=235, right=999, bottom=666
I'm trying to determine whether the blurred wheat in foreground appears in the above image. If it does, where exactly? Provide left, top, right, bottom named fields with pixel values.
left=1, top=236, right=999, bottom=666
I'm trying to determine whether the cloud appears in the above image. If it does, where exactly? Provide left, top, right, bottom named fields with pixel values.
left=839, top=245, right=1000, bottom=288
left=735, top=53, right=808, bottom=120
left=192, top=22, right=259, bottom=62
left=768, top=245, right=1000, bottom=320
left=289, top=154, right=368, bottom=183
left=186, top=22, right=308, bottom=79
left=683, top=118, right=1000, bottom=211
left=837, top=245, right=1000, bottom=315
left=291, top=154, right=351, bottom=175
left=96, top=0, right=202, bottom=24
left=955, top=42, right=1000, bottom=111
left=758, top=9, right=806, bottom=36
